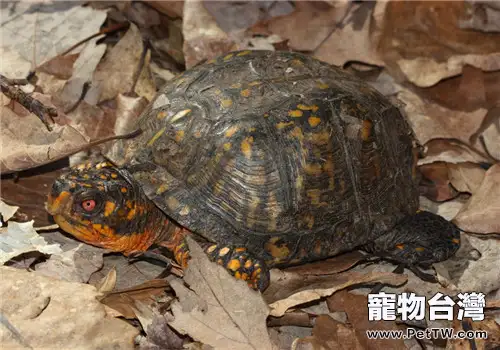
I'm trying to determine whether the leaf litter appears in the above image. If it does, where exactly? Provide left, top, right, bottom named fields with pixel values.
left=1, top=1, right=499, bottom=349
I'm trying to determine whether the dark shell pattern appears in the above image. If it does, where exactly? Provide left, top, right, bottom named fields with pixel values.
left=114, top=50, right=419, bottom=267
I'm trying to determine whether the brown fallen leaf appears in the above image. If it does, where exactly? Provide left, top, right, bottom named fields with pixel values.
left=145, top=0, right=184, bottom=19
left=398, top=89, right=488, bottom=145
left=326, top=290, right=406, bottom=350
left=420, top=139, right=491, bottom=165
left=293, top=314, right=364, bottom=350
left=314, top=2, right=384, bottom=67
left=99, top=279, right=170, bottom=319
left=284, top=251, right=365, bottom=276
left=264, top=270, right=407, bottom=317
left=454, top=163, right=500, bottom=233
left=448, top=163, right=486, bottom=194
left=377, top=1, right=500, bottom=87
left=182, top=0, right=237, bottom=68
left=259, top=1, right=342, bottom=52
left=0, top=266, right=138, bottom=349
left=0, top=93, right=89, bottom=174
left=167, top=236, right=272, bottom=350
left=419, top=162, right=459, bottom=202
left=448, top=316, right=500, bottom=350
left=94, top=23, right=145, bottom=102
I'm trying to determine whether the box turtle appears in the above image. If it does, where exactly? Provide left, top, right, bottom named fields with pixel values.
left=47, top=50, right=460, bottom=290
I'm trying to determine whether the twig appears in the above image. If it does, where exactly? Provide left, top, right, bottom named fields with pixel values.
left=0, top=74, right=57, bottom=131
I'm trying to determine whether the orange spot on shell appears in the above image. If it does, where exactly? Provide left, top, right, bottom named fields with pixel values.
left=240, top=89, right=251, bottom=97
left=241, top=136, right=254, bottom=159
left=308, top=116, right=321, bottom=127
left=225, top=126, right=239, bottom=138
left=288, top=110, right=303, bottom=118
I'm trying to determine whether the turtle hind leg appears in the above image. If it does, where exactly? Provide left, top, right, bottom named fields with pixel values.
left=204, top=244, right=270, bottom=291
left=364, top=211, right=461, bottom=275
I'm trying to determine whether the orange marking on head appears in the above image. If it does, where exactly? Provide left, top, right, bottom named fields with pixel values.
left=47, top=191, right=71, bottom=214
left=396, top=244, right=405, bottom=250
left=127, top=207, right=136, bottom=220
left=121, top=187, right=128, bottom=193
left=104, top=201, right=116, bottom=217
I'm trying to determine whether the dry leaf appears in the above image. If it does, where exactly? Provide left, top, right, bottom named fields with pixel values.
left=99, top=279, right=169, bottom=319
left=0, top=221, right=62, bottom=264
left=94, top=23, right=144, bottom=102
left=0, top=2, right=106, bottom=79
left=0, top=266, right=138, bottom=349
left=145, top=0, right=184, bottom=18
left=377, top=1, right=500, bottom=87
left=398, top=89, right=487, bottom=145
left=138, top=313, right=186, bottom=350
left=261, top=1, right=341, bottom=52
left=454, top=163, right=500, bottom=233
left=326, top=290, right=406, bottom=349
left=284, top=251, right=365, bottom=276
left=264, top=270, right=407, bottom=317
left=167, top=236, right=272, bottom=350
left=293, top=314, right=364, bottom=350
left=0, top=200, right=19, bottom=224
left=182, top=0, right=237, bottom=68
left=419, top=162, right=459, bottom=202
left=448, top=163, right=486, bottom=194
left=314, top=2, right=384, bottom=67
left=420, top=139, right=491, bottom=165
left=459, top=1, right=500, bottom=33
left=419, top=196, right=467, bottom=222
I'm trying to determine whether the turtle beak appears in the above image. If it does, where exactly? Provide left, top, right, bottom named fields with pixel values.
left=46, top=179, right=72, bottom=215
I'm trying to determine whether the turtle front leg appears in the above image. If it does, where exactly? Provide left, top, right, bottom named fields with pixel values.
left=158, top=227, right=270, bottom=290
left=204, top=244, right=270, bottom=291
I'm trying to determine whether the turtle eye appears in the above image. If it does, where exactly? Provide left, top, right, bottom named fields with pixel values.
left=81, top=199, right=96, bottom=212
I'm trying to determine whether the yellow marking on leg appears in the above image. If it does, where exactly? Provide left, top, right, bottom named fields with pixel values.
left=227, top=259, right=241, bottom=271
left=206, top=245, right=218, bottom=253
left=219, top=247, right=230, bottom=256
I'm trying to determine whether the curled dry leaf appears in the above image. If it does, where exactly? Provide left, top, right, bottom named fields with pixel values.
left=448, top=317, right=500, bottom=350
left=454, top=163, right=500, bottom=234
left=283, top=251, right=365, bottom=276
left=0, top=266, right=139, bottom=349
left=182, top=0, right=237, bottom=68
left=397, top=89, right=487, bottom=145
left=419, top=162, right=459, bottom=202
left=99, top=279, right=169, bottom=319
left=0, top=220, right=62, bottom=264
left=448, top=163, right=486, bottom=194
left=314, top=2, right=384, bottom=67
left=419, top=139, right=491, bottom=165
left=377, top=1, right=500, bottom=87
left=264, top=270, right=407, bottom=317
left=94, top=24, right=145, bottom=103
left=167, top=236, right=272, bottom=350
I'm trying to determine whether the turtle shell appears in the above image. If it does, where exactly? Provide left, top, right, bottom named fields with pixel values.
left=115, top=50, right=419, bottom=266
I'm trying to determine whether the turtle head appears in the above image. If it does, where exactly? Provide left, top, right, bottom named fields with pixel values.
left=47, top=162, right=162, bottom=255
